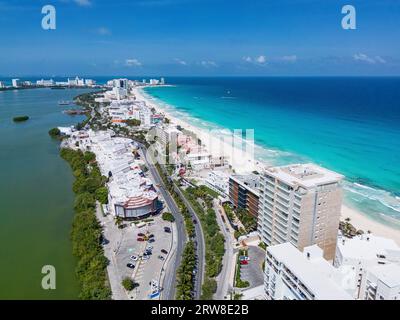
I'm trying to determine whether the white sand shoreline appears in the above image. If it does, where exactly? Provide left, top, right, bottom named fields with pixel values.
left=133, top=87, right=400, bottom=245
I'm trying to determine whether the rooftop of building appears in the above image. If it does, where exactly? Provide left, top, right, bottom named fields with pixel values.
left=337, top=234, right=400, bottom=261
left=230, top=173, right=260, bottom=196
left=264, top=163, right=343, bottom=188
left=267, top=242, right=353, bottom=300
left=367, top=263, right=400, bottom=288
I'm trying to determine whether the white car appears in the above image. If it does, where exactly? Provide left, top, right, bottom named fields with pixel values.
left=130, top=255, right=138, bottom=261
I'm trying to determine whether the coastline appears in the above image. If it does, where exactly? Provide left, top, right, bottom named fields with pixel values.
left=134, top=86, right=400, bottom=245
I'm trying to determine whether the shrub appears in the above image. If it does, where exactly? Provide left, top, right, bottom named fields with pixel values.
left=162, top=212, right=175, bottom=222
left=122, top=278, right=136, bottom=291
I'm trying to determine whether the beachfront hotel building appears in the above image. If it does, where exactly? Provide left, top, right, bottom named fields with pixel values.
left=229, top=174, right=260, bottom=218
left=258, top=163, right=343, bottom=260
left=334, top=234, right=400, bottom=298
left=264, top=242, right=353, bottom=300
left=359, top=263, right=400, bottom=300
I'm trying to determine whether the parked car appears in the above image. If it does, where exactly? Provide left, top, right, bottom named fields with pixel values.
left=141, top=256, right=150, bottom=260
left=239, top=256, right=250, bottom=261
left=158, top=255, right=165, bottom=261
left=164, top=227, right=171, bottom=233
left=240, top=260, right=249, bottom=265
left=138, top=233, right=145, bottom=237
left=193, top=219, right=197, bottom=224
left=127, top=263, right=135, bottom=269
left=130, top=255, right=138, bottom=261
left=148, top=234, right=155, bottom=238
left=147, top=246, right=154, bottom=250
left=161, top=249, right=168, bottom=255
left=148, top=238, right=155, bottom=243
left=137, top=238, right=145, bottom=242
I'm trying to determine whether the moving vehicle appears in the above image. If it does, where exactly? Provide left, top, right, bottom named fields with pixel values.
left=239, top=256, right=250, bottom=261
left=240, top=260, right=249, bottom=265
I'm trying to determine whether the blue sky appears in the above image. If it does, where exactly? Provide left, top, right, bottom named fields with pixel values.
left=0, top=0, right=399, bottom=76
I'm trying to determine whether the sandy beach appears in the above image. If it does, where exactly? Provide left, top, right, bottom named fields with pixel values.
left=134, top=87, right=400, bottom=246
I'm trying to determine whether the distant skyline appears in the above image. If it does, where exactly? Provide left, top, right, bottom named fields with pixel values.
left=0, top=0, right=399, bottom=76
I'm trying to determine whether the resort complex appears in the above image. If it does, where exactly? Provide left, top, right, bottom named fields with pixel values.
left=49, top=77, right=400, bottom=301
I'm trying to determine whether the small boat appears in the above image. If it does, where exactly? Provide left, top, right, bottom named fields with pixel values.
left=58, top=100, right=71, bottom=105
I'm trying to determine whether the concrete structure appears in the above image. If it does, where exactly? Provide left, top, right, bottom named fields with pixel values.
left=359, top=263, right=400, bottom=300
left=258, top=163, right=343, bottom=260
left=229, top=174, right=260, bottom=218
left=264, top=242, right=353, bottom=300
left=36, top=79, right=55, bottom=86
left=0, top=81, right=5, bottom=88
left=206, top=170, right=230, bottom=197
left=334, top=234, right=400, bottom=298
left=12, top=78, right=21, bottom=87
left=70, top=130, right=159, bottom=219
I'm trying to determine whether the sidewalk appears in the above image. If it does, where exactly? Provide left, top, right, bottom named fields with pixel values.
left=95, top=203, right=128, bottom=300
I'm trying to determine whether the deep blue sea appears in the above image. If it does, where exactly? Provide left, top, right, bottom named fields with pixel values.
left=142, top=77, right=400, bottom=229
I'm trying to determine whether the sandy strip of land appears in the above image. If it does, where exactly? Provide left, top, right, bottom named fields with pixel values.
left=134, top=87, right=260, bottom=174
left=134, top=87, right=400, bottom=246
left=341, top=205, right=400, bottom=245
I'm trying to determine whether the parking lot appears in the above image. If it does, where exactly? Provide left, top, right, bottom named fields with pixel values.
left=111, top=215, right=174, bottom=300
left=240, top=246, right=265, bottom=289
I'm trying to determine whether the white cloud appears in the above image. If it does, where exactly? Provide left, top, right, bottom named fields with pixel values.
left=175, top=58, right=187, bottom=66
left=74, top=0, right=92, bottom=6
left=242, top=56, right=252, bottom=63
left=125, top=59, right=142, bottom=67
left=96, top=27, right=111, bottom=35
left=200, top=60, right=217, bottom=68
left=353, top=53, right=386, bottom=64
left=256, top=55, right=267, bottom=64
left=280, top=55, right=297, bottom=63
left=375, top=56, right=387, bottom=64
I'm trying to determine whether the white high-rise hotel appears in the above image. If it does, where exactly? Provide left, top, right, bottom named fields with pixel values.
left=258, top=163, right=343, bottom=260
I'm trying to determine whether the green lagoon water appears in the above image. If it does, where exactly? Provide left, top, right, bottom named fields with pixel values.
left=0, top=88, right=91, bottom=299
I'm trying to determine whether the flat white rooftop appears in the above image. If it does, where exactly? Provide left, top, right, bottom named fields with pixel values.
left=337, top=234, right=400, bottom=261
left=367, top=263, right=400, bottom=288
left=265, top=163, right=343, bottom=189
left=268, top=242, right=353, bottom=300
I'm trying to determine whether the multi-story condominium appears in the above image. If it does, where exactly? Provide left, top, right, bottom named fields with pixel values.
left=334, top=234, right=400, bottom=298
left=258, top=163, right=343, bottom=260
left=12, top=78, right=21, bottom=87
left=264, top=242, right=353, bottom=300
left=229, top=174, right=260, bottom=218
left=359, top=263, right=400, bottom=300
left=206, top=170, right=230, bottom=197
left=0, top=81, right=5, bottom=88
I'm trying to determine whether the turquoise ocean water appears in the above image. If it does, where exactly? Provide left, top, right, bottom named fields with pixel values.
left=143, top=77, right=400, bottom=229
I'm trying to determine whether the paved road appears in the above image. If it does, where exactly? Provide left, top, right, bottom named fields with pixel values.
left=213, top=200, right=237, bottom=300
left=138, top=144, right=186, bottom=300
left=173, top=184, right=205, bottom=300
